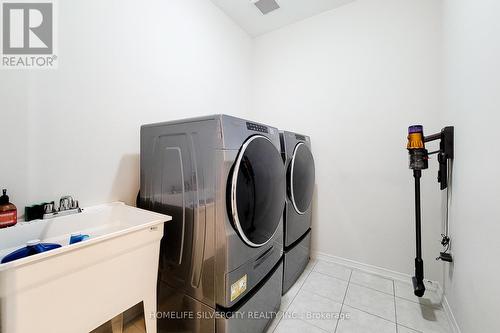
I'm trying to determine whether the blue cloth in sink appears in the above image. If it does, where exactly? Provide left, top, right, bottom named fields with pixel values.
left=1, top=240, right=61, bottom=264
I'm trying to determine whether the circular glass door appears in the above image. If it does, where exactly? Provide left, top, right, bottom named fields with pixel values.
left=289, top=142, right=315, bottom=214
left=229, top=135, right=285, bottom=247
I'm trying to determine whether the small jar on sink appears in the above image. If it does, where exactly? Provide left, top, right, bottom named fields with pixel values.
left=0, top=189, right=17, bottom=228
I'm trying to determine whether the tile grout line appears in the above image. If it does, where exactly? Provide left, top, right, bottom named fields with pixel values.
left=312, top=270, right=351, bottom=283
left=299, top=288, right=345, bottom=305
left=320, top=260, right=443, bottom=308
left=343, top=282, right=431, bottom=332
left=393, top=280, right=398, bottom=333
left=392, top=280, right=444, bottom=309
left=320, top=258, right=442, bottom=294
left=348, top=280, right=395, bottom=297
left=269, top=260, right=318, bottom=333
left=333, top=269, right=352, bottom=333
left=279, top=265, right=347, bottom=333
left=320, top=277, right=435, bottom=331
left=317, top=258, right=447, bottom=333
left=275, top=258, right=443, bottom=333
left=288, top=263, right=317, bottom=306
left=394, top=295, right=443, bottom=309
left=341, top=303, right=397, bottom=324
left=315, top=264, right=409, bottom=297
left=322, top=269, right=398, bottom=325
left=398, top=323, right=424, bottom=333
left=296, top=317, right=330, bottom=333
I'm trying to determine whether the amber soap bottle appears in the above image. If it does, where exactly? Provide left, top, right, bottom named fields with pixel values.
left=0, top=189, right=17, bottom=228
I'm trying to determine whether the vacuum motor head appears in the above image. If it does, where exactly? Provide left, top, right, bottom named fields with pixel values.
left=407, top=125, right=425, bottom=149
left=407, top=125, right=428, bottom=170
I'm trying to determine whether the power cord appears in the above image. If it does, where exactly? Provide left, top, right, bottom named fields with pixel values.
left=436, top=234, right=451, bottom=261
left=436, top=159, right=453, bottom=262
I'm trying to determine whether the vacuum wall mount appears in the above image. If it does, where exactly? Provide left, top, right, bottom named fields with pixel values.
left=406, top=125, right=454, bottom=297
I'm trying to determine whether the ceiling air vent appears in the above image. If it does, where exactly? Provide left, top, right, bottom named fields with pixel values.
left=253, top=0, right=280, bottom=15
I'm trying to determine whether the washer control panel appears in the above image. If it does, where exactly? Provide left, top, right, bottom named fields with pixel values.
left=246, top=122, right=269, bottom=133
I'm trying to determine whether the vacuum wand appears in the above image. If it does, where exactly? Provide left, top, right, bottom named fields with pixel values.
left=407, top=126, right=428, bottom=297
left=412, top=169, right=425, bottom=297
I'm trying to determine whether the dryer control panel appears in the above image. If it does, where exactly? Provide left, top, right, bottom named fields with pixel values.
left=295, top=134, right=306, bottom=141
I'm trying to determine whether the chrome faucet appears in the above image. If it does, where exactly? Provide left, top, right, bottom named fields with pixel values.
left=59, top=196, right=79, bottom=211
left=43, top=196, right=82, bottom=219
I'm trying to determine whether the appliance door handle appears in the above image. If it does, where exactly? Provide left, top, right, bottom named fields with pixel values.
left=190, top=136, right=205, bottom=288
left=191, top=201, right=205, bottom=288
left=165, top=147, right=185, bottom=266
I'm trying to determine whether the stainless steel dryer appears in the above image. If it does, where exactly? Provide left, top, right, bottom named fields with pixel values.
left=140, top=115, right=285, bottom=333
left=280, top=131, right=315, bottom=294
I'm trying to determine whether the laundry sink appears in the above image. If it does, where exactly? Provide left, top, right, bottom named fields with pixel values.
left=0, top=202, right=171, bottom=333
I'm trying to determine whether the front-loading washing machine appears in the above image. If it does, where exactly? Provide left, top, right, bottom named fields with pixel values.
left=279, top=131, right=315, bottom=294
left=140, top=115, right=285, bottom=333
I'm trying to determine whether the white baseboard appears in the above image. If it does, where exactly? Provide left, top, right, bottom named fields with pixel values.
left=312, top=250, right=412, bottom=282
left=442, top=294, right=461, bottom=333
left=312, top=250, right=461, bottom=333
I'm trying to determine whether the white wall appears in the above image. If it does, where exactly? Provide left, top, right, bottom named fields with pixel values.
left=0, top=0, right=253, bottom=213
left=252, top=0, right=445, bottom=281
left=0, top=72, right=32, bottom=212
left=442, top=0, right=500, bottom=331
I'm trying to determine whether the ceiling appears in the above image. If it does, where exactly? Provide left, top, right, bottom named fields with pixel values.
left=210, top=0, right=356, bottom=37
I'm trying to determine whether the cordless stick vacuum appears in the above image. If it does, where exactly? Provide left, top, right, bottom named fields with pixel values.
left=407, top=125, right=454, bottom=297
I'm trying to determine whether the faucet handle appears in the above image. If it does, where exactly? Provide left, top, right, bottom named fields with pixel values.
left=59, top=196, right=74, bottom=211
left=43, top=202, right=55, bottom=214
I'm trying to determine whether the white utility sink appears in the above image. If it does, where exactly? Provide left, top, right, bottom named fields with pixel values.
left=0, top=202, right=171, bottom=333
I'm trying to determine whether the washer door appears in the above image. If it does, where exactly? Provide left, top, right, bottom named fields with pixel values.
left=289, top=142, right=315, bottom=214
left=229, top=135, right=285, bottom=247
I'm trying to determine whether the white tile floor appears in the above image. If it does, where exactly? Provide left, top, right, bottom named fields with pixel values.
left=267, top=258, right=452, bottom=333
left=115, top=257, right=451, bottom=333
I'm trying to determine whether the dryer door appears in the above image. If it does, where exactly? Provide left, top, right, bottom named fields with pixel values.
left=289, top=142, right=315, bottom=214
left=229, top=135, right=285, bottom=247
